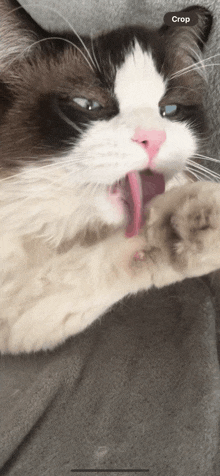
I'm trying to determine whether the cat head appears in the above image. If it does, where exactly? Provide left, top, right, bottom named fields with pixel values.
left=0, top=1, right=213, bottom=242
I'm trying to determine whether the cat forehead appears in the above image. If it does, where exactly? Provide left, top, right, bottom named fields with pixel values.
left=114, top=42, right=166, bottom=110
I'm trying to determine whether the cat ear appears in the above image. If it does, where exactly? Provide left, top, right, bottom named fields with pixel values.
left=159, top=6, right=213, bottom=83
left=0, top=0, right=45, bottom=68
left=159, top=6, right=213, bottom=50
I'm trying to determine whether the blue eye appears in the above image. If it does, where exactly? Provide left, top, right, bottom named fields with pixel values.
left=73, top=97, right=102, bottom=111
left=160, top=104, right=178, bottom=117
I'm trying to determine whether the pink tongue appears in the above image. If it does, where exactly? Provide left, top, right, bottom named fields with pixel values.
left=125, top=171, right=165, bottom=238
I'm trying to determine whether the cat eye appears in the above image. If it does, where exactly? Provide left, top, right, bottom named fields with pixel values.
left=72, top=97, right=102, bottom=111
left=159, top=104, right=178, bottom=118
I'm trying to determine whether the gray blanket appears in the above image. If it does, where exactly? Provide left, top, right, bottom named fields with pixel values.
left=1, top=1, right=220, bottom=475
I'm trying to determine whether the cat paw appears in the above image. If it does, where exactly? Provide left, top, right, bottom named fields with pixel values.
left=145, top=181, right=220, bottom=277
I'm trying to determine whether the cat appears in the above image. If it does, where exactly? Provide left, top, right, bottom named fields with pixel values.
left=1, top=0, right=220, bottom=354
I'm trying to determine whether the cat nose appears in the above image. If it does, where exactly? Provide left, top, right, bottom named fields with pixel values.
left=132, top=129, right=166, bottom=167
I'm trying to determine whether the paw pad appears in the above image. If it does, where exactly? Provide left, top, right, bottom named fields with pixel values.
left=133, top=250, right=146, bottom=261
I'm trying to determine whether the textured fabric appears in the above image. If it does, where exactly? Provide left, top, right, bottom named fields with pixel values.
left=1, top=1, right=220, bottom=475
left=1, top=279, right=220, bottom=475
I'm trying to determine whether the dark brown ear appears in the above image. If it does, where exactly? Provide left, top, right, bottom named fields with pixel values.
left=158, top=6, right=213, bottom=86
left=158, top=6, right=213, bottom=106
left=159, top=6, right=213, bottom=50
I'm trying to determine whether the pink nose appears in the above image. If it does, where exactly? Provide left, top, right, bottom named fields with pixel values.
left=132, top=129, right=166, bottom=167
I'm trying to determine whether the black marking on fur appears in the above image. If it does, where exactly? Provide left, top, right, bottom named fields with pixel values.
left=0, top=81, right=14, bottom=121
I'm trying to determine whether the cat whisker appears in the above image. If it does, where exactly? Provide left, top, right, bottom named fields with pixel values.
left=39, top=157, right=84, bottom=167
left=193, top=153, right=220, bottom=164
left=165, top=85, right=200, bottom=94
left=185, top=45, right=207, bottom=78
left=0, top=158, right=84, bottom=184
left=186, top=166, right=210, bottom=182
left=194, top=169, right=220, bottom=182
left=170, top=54, right=220, bottom=79
left=19, top=3, right=98, bottom=71
left=186, top=160, right=220, bottom=182
left=193, top=168, right=220, bottom=182
left=186, top=167, right=202, bottom=182
left=39, top=158, right=87, bottom=172
left=37, top=159, right=87, bottom=174
left=188, top=28, right=208, bottom=50
left=187, top=45, right=204, bottom=63
left=172, top=53, right=220, bottom=71
left=6, top=37, right=94, bottom=73
left=173, top=64, right=220, bottom=80
left=5, top=5, right=24, bottom=19
left=188, top=157, right=220, bottom=175
left=90, top=33, right=102, bottom=73
left=54, top=104, right=84, bottom=133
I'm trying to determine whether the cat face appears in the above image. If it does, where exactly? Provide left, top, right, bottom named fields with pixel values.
left=0, top=2, right=213, bottom=241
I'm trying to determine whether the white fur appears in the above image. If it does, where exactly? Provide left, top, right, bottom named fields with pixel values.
left=115, top=43, right=166, bottom=110
left=0, top=44, right=199, bottom=353
left=58, top=44, right=197, bottom=191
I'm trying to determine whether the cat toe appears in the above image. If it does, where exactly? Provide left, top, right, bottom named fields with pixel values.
left=166, top=183, right=220, bottom=274
left=170, top=199, right=218, bottom=244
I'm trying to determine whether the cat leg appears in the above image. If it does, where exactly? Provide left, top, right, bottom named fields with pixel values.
left=6, top=181, right=220, bottom=354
